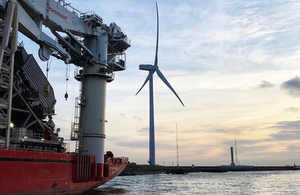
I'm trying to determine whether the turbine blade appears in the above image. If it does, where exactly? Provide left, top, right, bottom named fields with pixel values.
left=156, top=68, right=185, bottom=107
left=136, top=72, right=151, bottom=95
left=154, top=2, right=159, bottom=67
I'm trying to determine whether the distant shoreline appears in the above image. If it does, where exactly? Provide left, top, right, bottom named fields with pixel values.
left=119, top=163, right=300, bottom=176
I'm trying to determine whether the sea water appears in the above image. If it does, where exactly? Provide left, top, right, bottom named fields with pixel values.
left=86, top=171, right=300, bottom=194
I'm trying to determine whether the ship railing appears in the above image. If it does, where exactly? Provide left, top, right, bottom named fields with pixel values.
left=112, top=156, right=129, bottom=164
left=56, top=0, right=82, bottom=16
left=0, top=146, right=56, bottom=153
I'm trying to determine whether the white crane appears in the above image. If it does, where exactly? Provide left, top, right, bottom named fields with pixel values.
left=0, top=0, right=130, bottom=166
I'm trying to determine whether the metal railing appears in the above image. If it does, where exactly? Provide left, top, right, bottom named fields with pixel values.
left=0, top=146, right=55, bottom=153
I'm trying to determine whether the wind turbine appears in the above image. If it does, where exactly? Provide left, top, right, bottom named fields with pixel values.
left=136, top=2, right=185, bottom=166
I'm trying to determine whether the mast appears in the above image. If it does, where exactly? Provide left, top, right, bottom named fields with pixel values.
left=176, top=124, right=179, bottom=166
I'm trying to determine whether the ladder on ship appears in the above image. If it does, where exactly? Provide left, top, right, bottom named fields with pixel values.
left=0, top=1, right=18, bottom=147
left=71, top=96, right=80, bottom=152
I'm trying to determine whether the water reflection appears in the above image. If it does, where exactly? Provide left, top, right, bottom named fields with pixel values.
left=84, top=187, right=129, bottom=195
left=82, top=171, right=300, bottom=194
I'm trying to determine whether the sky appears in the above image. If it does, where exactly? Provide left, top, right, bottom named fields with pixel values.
left=20, top=0, right=300, bottom=166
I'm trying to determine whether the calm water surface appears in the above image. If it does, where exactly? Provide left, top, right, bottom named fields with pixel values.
left=85, top=171, right=300, bottom=195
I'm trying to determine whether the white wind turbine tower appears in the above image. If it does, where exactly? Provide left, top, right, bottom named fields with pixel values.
left=136, top=2, right=185, bottom=166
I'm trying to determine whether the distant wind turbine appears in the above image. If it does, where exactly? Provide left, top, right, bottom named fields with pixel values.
left=136, top=2, right=185, bottom=166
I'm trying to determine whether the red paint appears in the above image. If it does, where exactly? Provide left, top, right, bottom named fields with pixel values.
left=48, top=6, right=67, bottom=20
left=0, top=148, right=128, bottom=194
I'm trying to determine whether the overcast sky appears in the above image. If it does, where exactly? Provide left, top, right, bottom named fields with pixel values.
left=22, top=0, right=300, bottom=166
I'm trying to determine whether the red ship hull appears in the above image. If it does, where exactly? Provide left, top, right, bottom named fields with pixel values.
left=0, top=147, right=128, bottom=194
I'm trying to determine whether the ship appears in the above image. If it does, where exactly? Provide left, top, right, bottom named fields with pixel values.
left=0, top=0, right=131, bottom=194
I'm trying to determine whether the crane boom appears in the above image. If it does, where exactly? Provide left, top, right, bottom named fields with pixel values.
left=0, top=0, right=130, bottom=65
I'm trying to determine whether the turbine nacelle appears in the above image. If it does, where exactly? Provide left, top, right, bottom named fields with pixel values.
left=139, top=64, right=156, bottom=71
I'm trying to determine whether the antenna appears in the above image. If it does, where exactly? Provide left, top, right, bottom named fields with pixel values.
left=176, top=124, right=179, bottom=166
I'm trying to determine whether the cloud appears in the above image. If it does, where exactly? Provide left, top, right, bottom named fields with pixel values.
left=116, top=140, right=148, bottom=149
left=286, top=144, right=300, bottom=152
left=281, top=76, right=300, bottom=97
left=258, top=80, right=275, bottom=88
left=269, top=120, right=300, bottom=131
left=283, top=107, right=300, bottom=113
left=136, top=127, right=148, bottom=135
left=119, top=113, right=127, bottom=119
left=206, top=125, right=255, bottom=135
left=133, top=116, right=142, bottom=121
left=270, top=130, right=300, bottom=141
left=222, top=139, right=261, bottom=146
